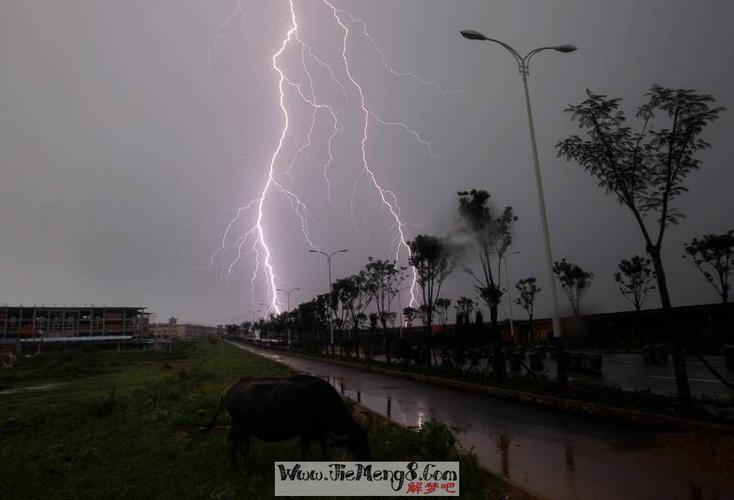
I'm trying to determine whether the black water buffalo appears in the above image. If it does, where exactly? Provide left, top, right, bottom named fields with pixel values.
left=205, top=375, right=371, bottom=467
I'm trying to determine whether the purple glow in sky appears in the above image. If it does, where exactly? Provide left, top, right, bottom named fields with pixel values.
left=205, top=0, right=447, bottom=314
left=1, top=1, right=733, bottom=324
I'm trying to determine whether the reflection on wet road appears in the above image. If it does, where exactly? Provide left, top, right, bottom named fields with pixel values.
left=237, top=344, right=733, bottom=500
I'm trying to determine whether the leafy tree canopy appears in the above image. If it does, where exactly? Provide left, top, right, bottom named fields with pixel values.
left=684, top=230, right=734, bottom=303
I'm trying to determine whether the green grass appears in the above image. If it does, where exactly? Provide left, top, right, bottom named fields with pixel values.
left=0, top=342, right=505, bottom=499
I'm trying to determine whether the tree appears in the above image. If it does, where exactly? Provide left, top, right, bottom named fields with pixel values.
left=409, top=234, right=454, bottom=366
left=515, top=277, right=541, bottom=343
left=614, top=255, right=655, bottom=311
left=402, top=307, right=417, bottom=328
left=332, top=274, right=371, bottom=360
left=458, top=189, right=517, bottom=381
left=294, top=294, right=330, bottom=348
left=368, top=313, right=379, bottom=329
left=454, top=297, right=477, bottom=322
left=330, top=281, right=350, bottom=340
left=553, top=259, right=593, bottom=316
left=557, top=86, right=724, bottom=403
left=360, top=258, right=405, bottom=364
left=614, top=255, right=655, bottom=348
left=435, top=298, right=452, bottom=326
left=684, top=230, right=734, bottom=304
left=418, top=305, right=433, bottom=326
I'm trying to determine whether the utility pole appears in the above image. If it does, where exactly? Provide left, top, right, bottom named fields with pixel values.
left=309, top=248, right=348, bottom=352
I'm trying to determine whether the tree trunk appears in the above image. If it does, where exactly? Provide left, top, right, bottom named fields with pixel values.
left=528, top=315, right=534, bottom=345
left=352, top=319, right=361, bottom=361
left=490, top=304, right=505, bottom=382
left=648, top=245, right=691, bottom=404
left=381, top=322, right=391, bottom=365
left=425, top=306, right=434, bottom=368
left=635, top=312, right=644, bottom=349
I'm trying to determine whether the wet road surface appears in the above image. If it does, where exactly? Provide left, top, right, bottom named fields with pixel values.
left=236, top=343, right=734, bottom=500
left=571, top=353, right=734, bottom=400
left=370, top=352, right=734, bottom=400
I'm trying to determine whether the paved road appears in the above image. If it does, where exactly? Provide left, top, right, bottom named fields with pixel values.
left=236, top=343, right=734, bottom=500
left=369, top=351, right=734, bottom=399
left=571, top=353, right=734, bottom=400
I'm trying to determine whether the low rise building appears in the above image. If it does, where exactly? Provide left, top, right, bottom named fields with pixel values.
left=148, top=317, right=222, bottom=341
left=0, top=305, right=149, bottom=340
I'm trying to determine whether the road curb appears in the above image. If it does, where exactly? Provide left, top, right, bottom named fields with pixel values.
left=251, top=345, right=734, bottom=435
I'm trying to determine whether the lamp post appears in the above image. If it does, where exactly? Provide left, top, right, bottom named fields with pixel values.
left=276, top=287, right=300, bottom=313
left=277, top=287, right=300, bottom=347
left=460, top=29, right=576, bottom=385
left=309, top=248, right=348, bottom=349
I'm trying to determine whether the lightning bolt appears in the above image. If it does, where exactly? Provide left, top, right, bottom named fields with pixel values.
left=337, top=9, right=462, bottom=96
left=323, top=0, right=423, bottom=305
left=205, top=0, right=458, bottom=313
left=248, top=0, right=301, bottom=314
left=207, top=0, right=247, bottom=84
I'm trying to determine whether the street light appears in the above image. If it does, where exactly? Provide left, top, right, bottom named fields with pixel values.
left=276, top=287, right=301, bottom=312
left=277, top=287, right=300, bottom=347
left=309, top=248, right=348, bottom=348
left=460, top=29, right=576, bottom=385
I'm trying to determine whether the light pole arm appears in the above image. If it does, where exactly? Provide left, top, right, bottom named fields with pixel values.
left=481, top=39, right=560, bottom=78
left=525, top=46, right=557, bottom=68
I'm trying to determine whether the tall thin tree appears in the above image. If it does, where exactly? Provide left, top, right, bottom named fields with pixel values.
left=684, top=230, right=734, bottom=304
left=557, top=85, right=724, bottom=403
left=515, top=277, right=541, bottom=344
left=553, top=258, right=594, bottom=316
left=458, top=189, right=517, bottom=381
left=614, top=255, right=655, bottom=312
left=360, top=258, right=405, bottom=364
left=409, top=234, right=454, bottom=366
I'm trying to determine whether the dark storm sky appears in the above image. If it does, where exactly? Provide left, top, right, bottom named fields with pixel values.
left=1, top=0, right=732, bottom=324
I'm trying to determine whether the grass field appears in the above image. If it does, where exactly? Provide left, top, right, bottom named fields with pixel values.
left=0, top=341, right=508, bottom=499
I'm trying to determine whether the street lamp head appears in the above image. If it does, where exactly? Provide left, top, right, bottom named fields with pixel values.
left=554, top=44, right=577, bottom=53
left=338, top=249, right=349, bottom=254
left=308, top=249, right=319, bottom=253
left=460, top=29, right=488, bottom=41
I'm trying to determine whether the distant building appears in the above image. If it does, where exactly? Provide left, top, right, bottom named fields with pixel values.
left=498, top=301, right=734, bottom=350
left=0, top=305, right=149, bottom=341
left=148, top=317, right=222, bottom=341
